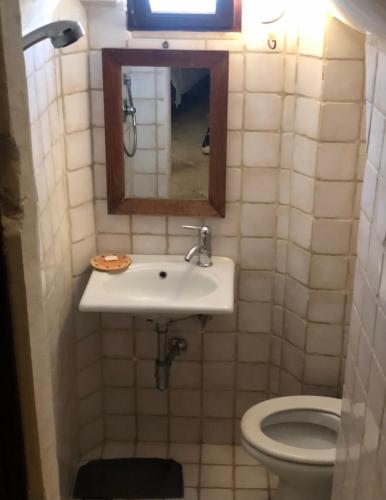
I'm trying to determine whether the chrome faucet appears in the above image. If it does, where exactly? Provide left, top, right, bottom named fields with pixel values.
left=182, top=225, right=212, bottom=267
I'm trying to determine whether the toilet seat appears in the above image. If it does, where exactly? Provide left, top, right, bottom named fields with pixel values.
left=241, top=396, right=341, bottom=465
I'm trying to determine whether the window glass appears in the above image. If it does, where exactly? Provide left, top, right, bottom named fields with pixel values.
left=149, top=0, right=217, bottom=14
left=127, top=0, right=241, bottom=32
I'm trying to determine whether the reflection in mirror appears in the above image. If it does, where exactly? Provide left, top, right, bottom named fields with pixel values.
left=122, top=66, right=210, bottom=200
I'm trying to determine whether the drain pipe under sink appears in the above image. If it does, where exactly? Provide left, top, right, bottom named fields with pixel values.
left=155, top=322, right=187, bottom=390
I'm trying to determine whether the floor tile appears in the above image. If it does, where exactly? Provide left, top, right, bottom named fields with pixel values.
left=169, top=443, right=201, bottom=463
left=135, top=441, right=168, bottom=458
left=235, top=445, right=259, bottom=465
left=269, top=472, right=279, bottom=489
left=167, top=488, right=198, bottom=500
left=235, top=465, right=268, bottom=489
left=80, top=445, right=102, bottom=463
left=200, top=488, right=234, bottom=500
left=102, top=441, right=134, bottom=458
left=200, top=465, right=233, bottom=488
left=78, top=442, right=274, bottom=500
left=235, top=490, right=269, bottom=500
left=201, top=444, right=233, bottom=465
left=183, top=464, right=200, bottom=487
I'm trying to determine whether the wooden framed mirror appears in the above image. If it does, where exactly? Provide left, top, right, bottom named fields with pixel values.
left=102, top=49, right=229, bottom=217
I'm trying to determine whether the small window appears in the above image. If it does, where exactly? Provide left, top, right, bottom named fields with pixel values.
left=127, top=0, right=242, bottom=32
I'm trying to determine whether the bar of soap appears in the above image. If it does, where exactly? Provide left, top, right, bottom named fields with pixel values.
left=104, top=255, right=119, bottom=262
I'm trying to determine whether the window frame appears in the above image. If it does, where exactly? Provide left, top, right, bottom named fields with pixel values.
left=127, top=0, right=242, bottom=32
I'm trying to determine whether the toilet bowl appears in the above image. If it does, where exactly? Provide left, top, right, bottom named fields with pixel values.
left=241, top=396, right=341, bottom=500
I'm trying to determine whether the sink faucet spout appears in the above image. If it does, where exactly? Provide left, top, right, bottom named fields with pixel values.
left=182, top=225, right=212, bottom=267
left=184, top=244, right=200, bottom=262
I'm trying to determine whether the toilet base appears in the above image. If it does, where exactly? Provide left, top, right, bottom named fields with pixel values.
left=272, top=478, right=332, bottom=500
left=241, top=437, right=334, bottom=500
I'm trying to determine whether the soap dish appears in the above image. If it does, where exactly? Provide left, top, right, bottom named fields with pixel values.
left=91, top=254, right=132, bottom=272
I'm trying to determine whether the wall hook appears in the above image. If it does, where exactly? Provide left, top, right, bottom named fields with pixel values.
left=268, top=37, right=277, bottom=50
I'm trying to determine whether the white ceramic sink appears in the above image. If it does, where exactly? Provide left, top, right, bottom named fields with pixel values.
left=79, top=255, right=235, bottom=315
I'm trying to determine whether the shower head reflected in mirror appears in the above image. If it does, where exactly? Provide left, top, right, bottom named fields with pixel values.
left=22, top=20, right=85, bottom=51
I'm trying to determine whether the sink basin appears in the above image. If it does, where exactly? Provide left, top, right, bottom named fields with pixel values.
left=79, top=255, right=235, bottom=315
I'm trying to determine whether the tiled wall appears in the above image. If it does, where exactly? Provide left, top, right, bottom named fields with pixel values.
left=332, top=33, right=386, bottom=500
left=87, top=1, right=280, bottom=447
left=23, top=0, right=370, bottom=470
left=24, top=34, right=79, bottom=495
left=123, top=66, right=171, bottom=198
left=81, top=0, right=366, bottom=449
left=271, top=17, right=366, bottom=397
left=23, top=0, right=101, bottom=495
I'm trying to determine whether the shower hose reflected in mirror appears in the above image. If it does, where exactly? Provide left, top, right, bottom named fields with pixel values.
left=122, top=73, right=137, bottom=158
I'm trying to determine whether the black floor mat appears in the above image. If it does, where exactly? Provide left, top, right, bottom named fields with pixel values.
left=73, top=458, right=184, bottom=499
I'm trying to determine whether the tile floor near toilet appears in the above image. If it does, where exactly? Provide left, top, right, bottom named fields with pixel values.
left=81, top=443, right=277, bottom=500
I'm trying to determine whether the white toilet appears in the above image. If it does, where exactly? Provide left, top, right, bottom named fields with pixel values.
left=241, top=396, right=341, bottom=500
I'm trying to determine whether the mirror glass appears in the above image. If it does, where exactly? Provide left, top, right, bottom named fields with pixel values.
left=121, top=66, right=210, bottom=200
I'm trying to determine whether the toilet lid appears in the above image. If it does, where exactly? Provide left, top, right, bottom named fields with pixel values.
left=241, top=396, right=341, bottom=465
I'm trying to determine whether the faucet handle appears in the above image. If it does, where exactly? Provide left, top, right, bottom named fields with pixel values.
left=182, top=225, right=201, bottom=230
left=182, top=225, right=211, bottom=234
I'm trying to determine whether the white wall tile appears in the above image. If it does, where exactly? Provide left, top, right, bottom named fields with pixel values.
left=245, top=54, right=284, bottom=92
left=64, top=92, right=90, bottom=133
left=319, top=103, right=361, bottom=142
left=205, top=204, right=240, bottom=237
left=227, top=131, right=242, bottom=167
left=298, top=15, right=325, bottom=57
left=95, top=200, right=130, bottom=234
left=91, top=90, right=105, bottom=127
left=368, top=108, right=386, bottom=170
left=310, top=256, right=348, bottom=290
left=132, top=215, right=167, bottom=235
left=327, top=18, right=365, bottom=59
left=240, top=204, right=276, bottom=237
left=293, top=135, right=318, bottom=177
left=70, top=202, right=96, bottom=242
left=66, top=130, right=92, bottom=170
left=314, top=181, right=355, bottom=218
left=295, top=98, right=321, bottom=139
left=297, top=57, right=323, bottom=98
left=242, top=170, right=277, bottom=203
left=97, top=234, right=131, bottom=254
left=240, top=238, right=275, bottom=270
left=67, top=167, right=94, bottom=207
left=287, top=243, right=311, bottom=285
left=243, top=133, right=280, bottom=167
left=88, top=4, right=128, bottom=49
left=244, top=94, right=282, bottom=131
left=317, top=143, right=358, bottom=180
left=132, top=235, right=167, bottom=254
left=361, top=162, right=378, bottom=220
left=228, top=93, right=244, bottom=130
left=308, top=291, right=345, bottom=323
left=72, top=236, right=97, bottom=276
left=90, top=50, right=103, bottom=89
left=229, top=54, right=244, bottom=92
left=289, top=208, right=313, bottom=249
left=61, top=53, right=89, bottom=95
left=323, top=60, right=364, bottom=101
left=312, top=219, right=352, bottom=255
left=291, top=172, right=315, bottom=214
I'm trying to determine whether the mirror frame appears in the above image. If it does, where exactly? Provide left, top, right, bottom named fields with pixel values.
left=102, top=48, right=229, bottom=217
